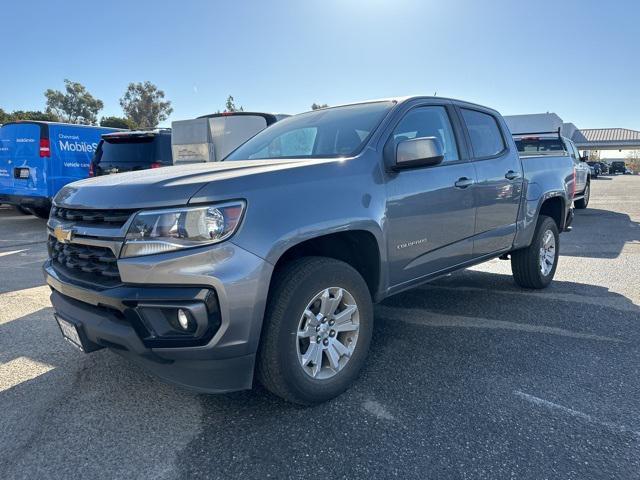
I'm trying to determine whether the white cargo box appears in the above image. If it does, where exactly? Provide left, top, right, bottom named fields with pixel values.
left=171, top=113, right=286, bottom=164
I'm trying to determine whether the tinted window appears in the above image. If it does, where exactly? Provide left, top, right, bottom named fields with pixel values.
left=461, top=109, right=505, bottom=158
left=515, top=138, right=565, bottom=154
left=226, top=102, right=393, bottom=161
left=389, top=106, right=459, bottom=162
left=95, top=134, right=172, bottom=165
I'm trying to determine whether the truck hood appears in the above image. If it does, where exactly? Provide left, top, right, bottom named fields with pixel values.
left=54, top=159, right=319, bottom=209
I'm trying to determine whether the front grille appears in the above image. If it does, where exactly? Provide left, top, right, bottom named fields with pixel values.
left=52, top=206, right=134, bottom=227
left=48, top=237, right=121, bottom=285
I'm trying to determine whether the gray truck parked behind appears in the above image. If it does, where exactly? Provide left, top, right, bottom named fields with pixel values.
left=44, top=97, right=575, bottom=404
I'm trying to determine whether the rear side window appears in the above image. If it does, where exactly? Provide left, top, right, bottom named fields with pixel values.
left=515, top=138, right=565, bottom=153
left=461, top=109, right=505, bottom=158
left=389, top=106, right=459, bottom=163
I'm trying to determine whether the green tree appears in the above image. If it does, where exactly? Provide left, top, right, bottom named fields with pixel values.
left=225, top=95, right=243, bottom=112
left=11, top=110, right=60, bottom=122
left=0, top=108, right=60, bottom=123
left=44, top=79, right=103, bottom=125
left=311, top=103, right=328, bottom=110
left=120, top=81, right=173, bottom=129
left=0, top=108, right=10, bottom=124
left=100, top=116, right=134, bottom=129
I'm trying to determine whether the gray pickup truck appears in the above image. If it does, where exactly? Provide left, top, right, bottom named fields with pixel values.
left=44, top=97, right=575, bottom=404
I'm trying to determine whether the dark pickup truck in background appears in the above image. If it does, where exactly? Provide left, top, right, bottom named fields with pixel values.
left=44, top=96, right=575, bottom=404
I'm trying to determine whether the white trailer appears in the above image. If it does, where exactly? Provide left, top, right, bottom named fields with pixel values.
left=171, top=112, right=288, bottom=164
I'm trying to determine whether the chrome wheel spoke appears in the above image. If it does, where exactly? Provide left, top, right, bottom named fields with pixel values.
left=326, top=344, right=340, bottom=370
left=333, top=319, right=359, bottom=333
left=301, top=342, right=320, bottom=367
left=332, top=338, right=350, bottom=357
left=332, top=304, right=357, bottom=324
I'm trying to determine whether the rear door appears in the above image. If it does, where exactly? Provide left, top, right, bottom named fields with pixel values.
left=385, top=101, right=477, bottom=289
left=459, top=107, right=524, bottom=256
left=0, top=122, right=45, bottom=198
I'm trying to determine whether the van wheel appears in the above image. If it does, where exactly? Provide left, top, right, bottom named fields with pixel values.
left=574, top=182, right=590, bottom=209
left=31, top=206, right=51, bottom=219
left=257, top=257, right=373, bottom=405
left=14, top=206, right=32, bottom=215
left=511, top=215, right=559, bottom=289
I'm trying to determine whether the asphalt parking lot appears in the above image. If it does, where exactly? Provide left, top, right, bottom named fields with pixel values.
left=1, top=175, right=639, bottom=480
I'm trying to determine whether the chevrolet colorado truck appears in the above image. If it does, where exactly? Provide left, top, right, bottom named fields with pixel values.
left=44, top=97, right=575, bottom=404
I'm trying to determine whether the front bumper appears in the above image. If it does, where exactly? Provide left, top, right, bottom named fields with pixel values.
left=43, top=241, right=273, bottom=393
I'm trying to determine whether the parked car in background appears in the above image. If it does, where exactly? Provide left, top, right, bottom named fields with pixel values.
left=90, top=129, right=171, bottom=177
left=513, top=129, right=591, bottom=209
left=598, top=162, right=609, bottom=175
left=611, top=160, right=626, bottom=174
left=0, top=121, right=120, bottom=217
left=44, top=96, right=575, bottom=404
left=587, top=161, right=601, bottom=178
left=171, top=112, right=288, bottom=164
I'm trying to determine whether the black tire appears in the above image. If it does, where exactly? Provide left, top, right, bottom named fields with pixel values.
left=511, top=215, right=559, bottom=289
left=257, top=257, right=373, bottom=405
left=574, top=181, right=590, bottom=209
left=14, top=206, right=33, bottom=215
left=30, top=206, right=51, bottom=219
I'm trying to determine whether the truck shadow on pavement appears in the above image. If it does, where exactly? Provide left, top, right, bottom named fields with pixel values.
left=563, top=208, right=640, bottom=259
left=1, top=270, right=639, bottom=479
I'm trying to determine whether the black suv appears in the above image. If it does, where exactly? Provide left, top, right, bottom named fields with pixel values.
left=90, top=129, right=172, bottom=177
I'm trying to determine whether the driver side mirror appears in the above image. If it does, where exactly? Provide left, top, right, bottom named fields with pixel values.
left=394, top=136, right=444, bottom=170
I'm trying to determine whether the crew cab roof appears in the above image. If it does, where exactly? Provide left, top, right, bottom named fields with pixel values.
left=308, top=96, right=501, bottom=115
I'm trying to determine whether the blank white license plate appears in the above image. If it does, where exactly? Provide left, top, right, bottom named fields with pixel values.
left=55, top=315, right=84, bottom=351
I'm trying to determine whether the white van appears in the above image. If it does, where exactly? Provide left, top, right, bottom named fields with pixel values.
left=171, top=112, right=288, bottom=164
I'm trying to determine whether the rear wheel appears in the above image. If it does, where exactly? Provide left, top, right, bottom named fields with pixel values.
left=574, top=181, right=590, bottom=209
left=14, top=206, right=32, bottom=215
left=257, top=257, right=373, bottom=405
left=511, top=215, right=559, bottom=289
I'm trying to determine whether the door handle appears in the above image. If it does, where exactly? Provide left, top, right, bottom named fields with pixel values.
left=505, top=170, right=520, bottom=180
left=454, top=177, right=474, bottom=189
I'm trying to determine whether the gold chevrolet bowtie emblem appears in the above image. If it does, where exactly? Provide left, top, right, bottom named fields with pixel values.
left=53, top=225, right=74, bottom=243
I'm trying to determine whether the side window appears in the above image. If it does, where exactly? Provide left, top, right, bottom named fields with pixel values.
left=566, top=141, right=579, bottom=164
left=461, top=109, right=506, bottom=158
left=390, top=106, right=459, bottom=163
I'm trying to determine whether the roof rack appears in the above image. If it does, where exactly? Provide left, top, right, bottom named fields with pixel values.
left=512, top=127, right=562, bottom=139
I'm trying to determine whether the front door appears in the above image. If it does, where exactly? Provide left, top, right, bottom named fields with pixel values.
left=385, top=104, right=477, bottom=289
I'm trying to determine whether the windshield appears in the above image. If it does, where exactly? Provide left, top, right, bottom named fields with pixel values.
left=515, top=138, right=565, bottom=154
left=226, top=101, right=394, bottom=161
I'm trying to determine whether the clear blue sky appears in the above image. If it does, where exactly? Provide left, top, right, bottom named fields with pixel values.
left=2, top=0, right=639, bottom=129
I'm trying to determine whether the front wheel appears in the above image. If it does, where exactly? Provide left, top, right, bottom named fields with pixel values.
left=511, top=215, right=560, bottom=289
left=257, top=257, right=373, bottom=405
left=30, top=206, right=51, bottom=219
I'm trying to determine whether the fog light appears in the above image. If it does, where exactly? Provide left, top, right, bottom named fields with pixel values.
left=177, top=309, right=190, bottom=330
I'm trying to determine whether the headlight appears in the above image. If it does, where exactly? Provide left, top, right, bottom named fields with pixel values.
left=121, top=201, right=245, bottom=258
